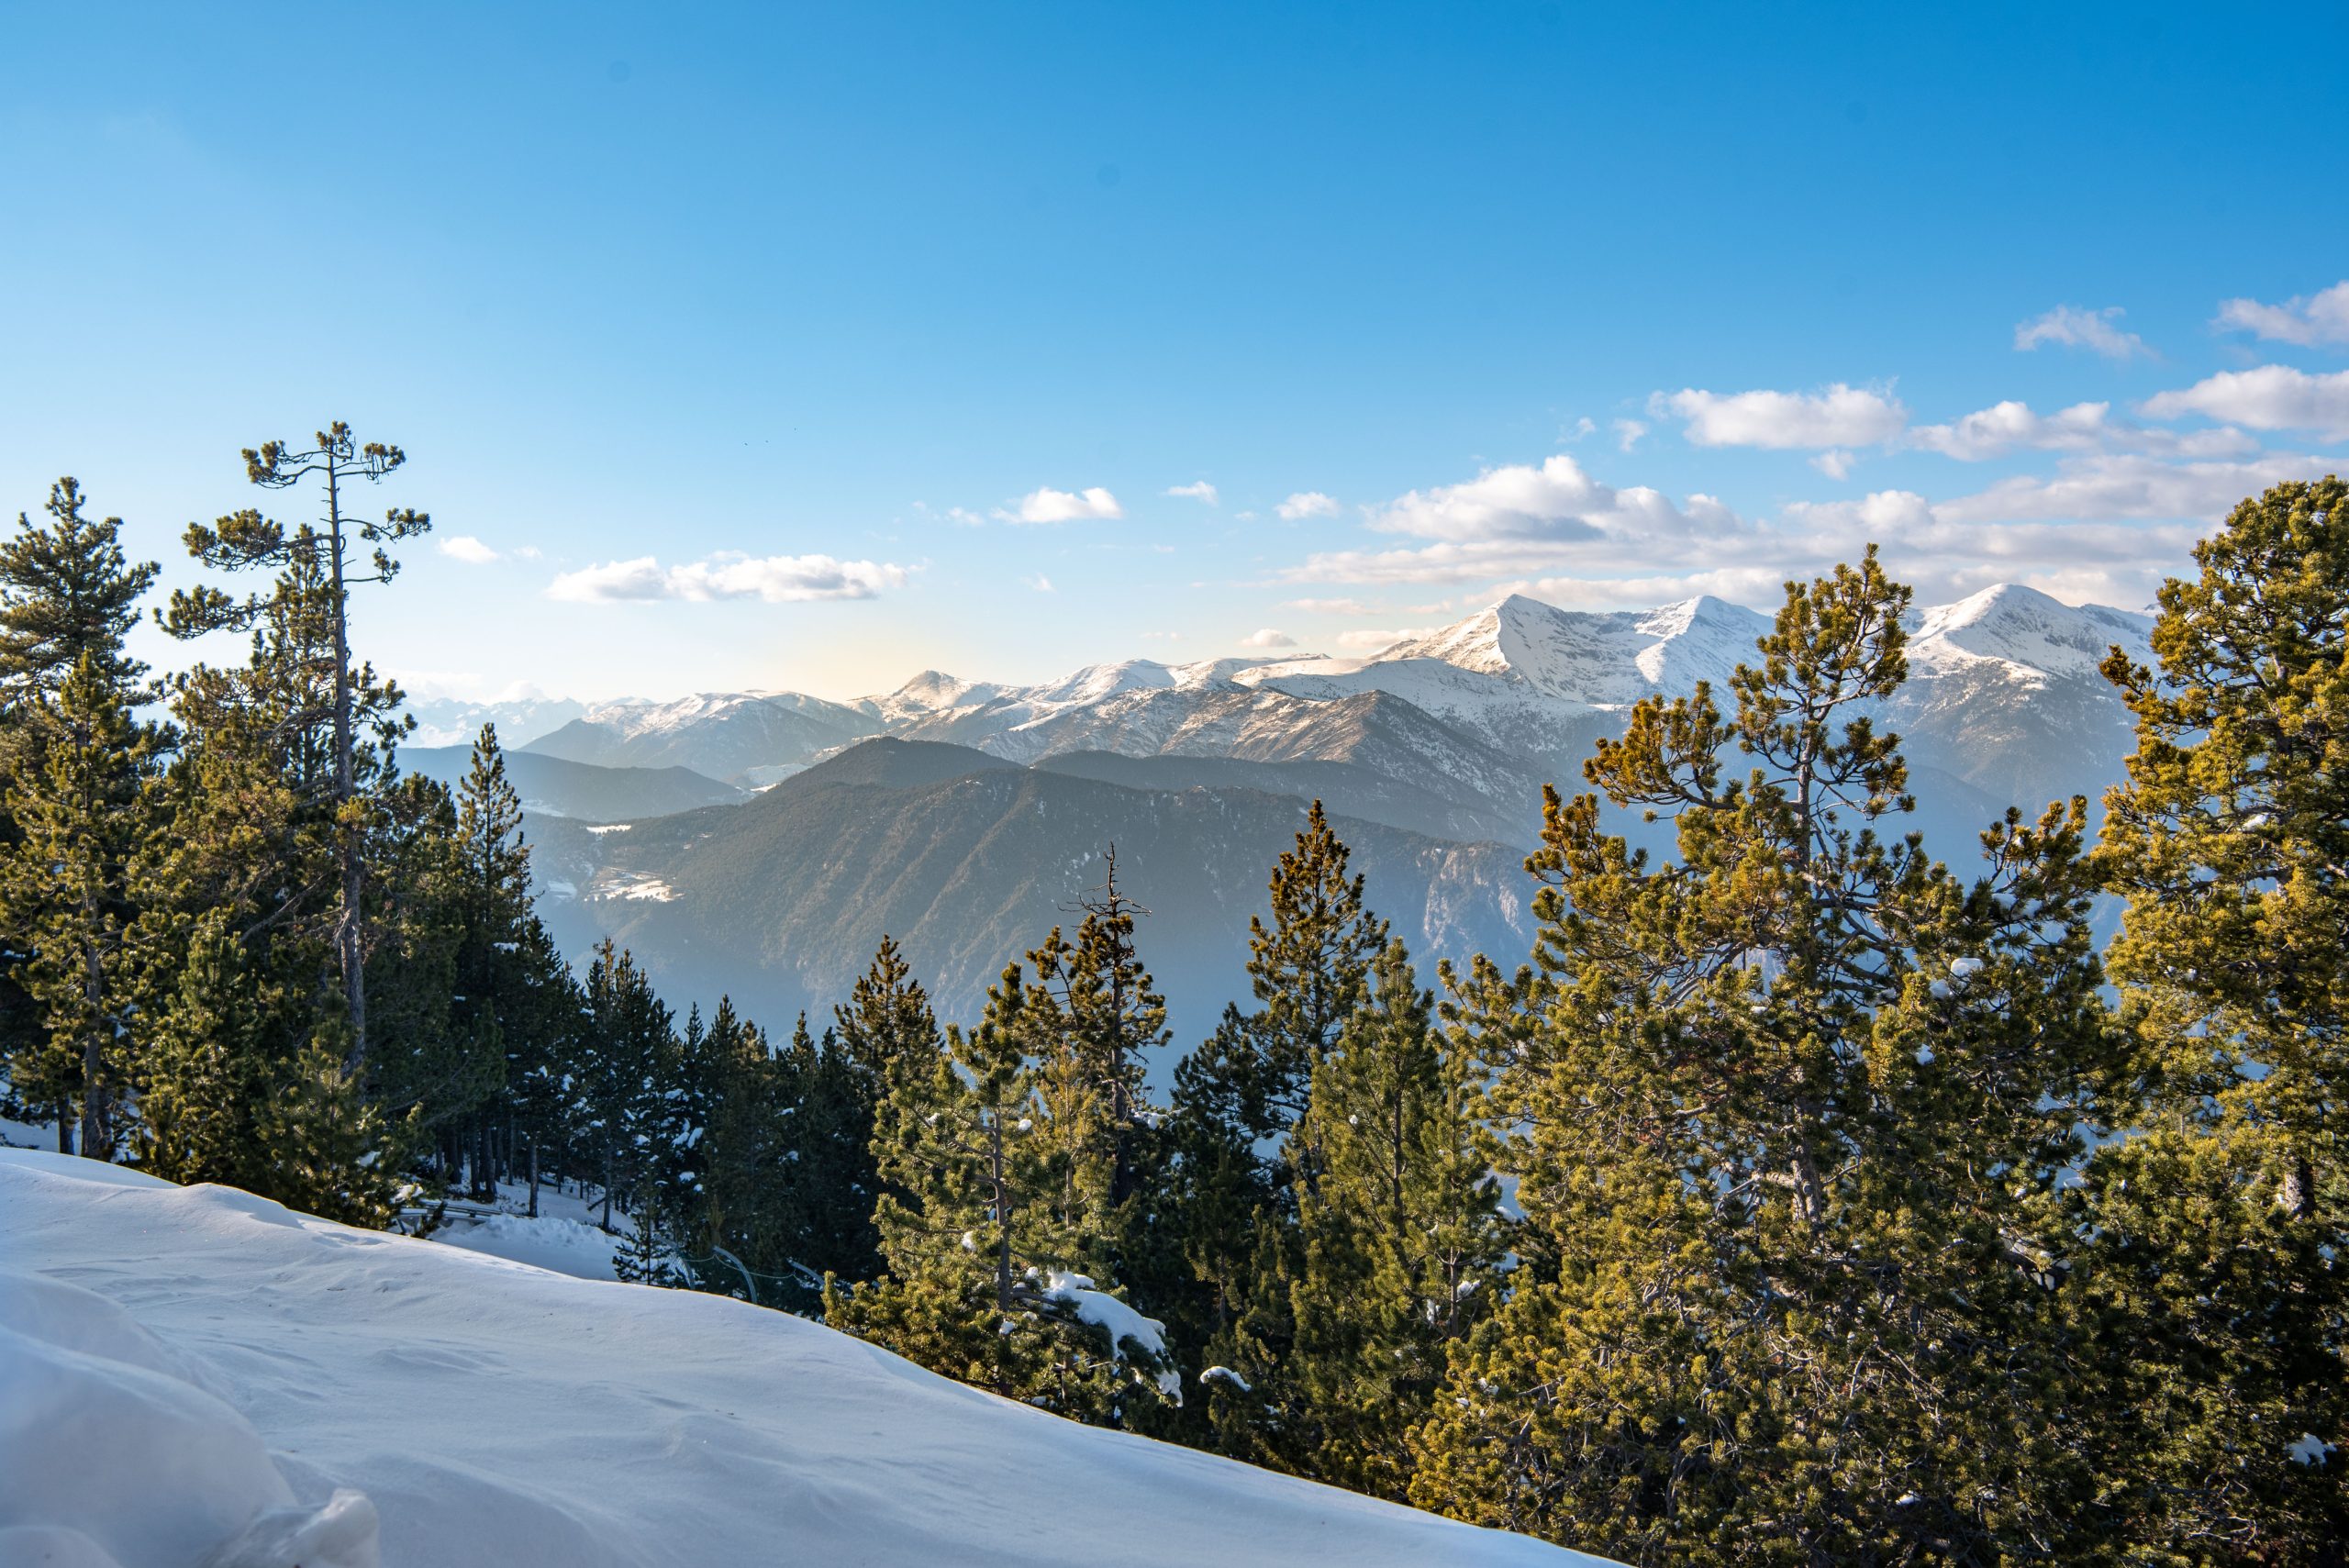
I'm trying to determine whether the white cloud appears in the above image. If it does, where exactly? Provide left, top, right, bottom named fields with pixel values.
left=1909, top=398, right=2259, bottom=461
left=438, top=535, right=499, bottom=564
left=511, top=544, right=544, bottom=561
left=1935, top=451, right=2336, bottom=525
left=1810, top=450, right=1857, bottom=480
left=1239, top=628, right=1296, bottom=649
left=1612, top=417, right=1648, bottom=452
left=1276, top=491, right=1341, bottom=520
left=2140, top=366, right=2349, bottom=439
left=1364, top=454, right=1742, bottom=549
left=1026, top=573, right=1055, bottom=593
left=1489, top=567, right=1796, bottom=613
left=1165, top=481, right=1219, bottom=506
left=547, top=552, right=909, bottom=603
left=1564, top=417, right=1597, bottom=441
left=2014, top=305, right=2151, bottom=361
left=1653, top=383, right=1907, bottom=450
left=1334, top=626, right=1439, bottom=651
left=1280, top=596, right=1380, bottom=615
left=1003, top=485, right=1124, bottom=523
left=1909, top=400, right=2113, bottom=459
left=2215, top=281, right=2349, bottom=347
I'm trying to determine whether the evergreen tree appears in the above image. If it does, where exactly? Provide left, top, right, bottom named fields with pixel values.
left=693, top=998, right=802, bottom=1303
left=836, top=951, right=1178, bottom=1425
left=440, top=725, right=535, bottom=1195
left=1286, top=940, right=1508, bottom=1498
left=136, top=910, right=399, bottom=1225
left=1177, top=801, right=1388, bottom=1160
left=2080, top=473, right=2349, bottom=1559
left=0, top=653, right=165, bottom=1158
left=150, top=442, right=447, bottom=1212
left=825, top=934, right=945, bottom=1282
left=1159, top=804, right=1388, bottom=1458
left=833, top=933, right=941, bottom=1089
left=1411, top=550, right=2112, bottom=1563
left=0, top=479, right=158, bottom=702
left=578, top=940, right=676, bottom=1232
left=162, top=425, right=429, bottom=1070
left=0, top=480, right=161, bottom=1152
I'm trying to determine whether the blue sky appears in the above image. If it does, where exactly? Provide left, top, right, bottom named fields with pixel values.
left=4, top=2, right=2346, bottom=702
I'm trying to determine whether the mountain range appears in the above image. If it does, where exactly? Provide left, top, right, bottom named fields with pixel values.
left=403, top=584, right=2154, bottom=1043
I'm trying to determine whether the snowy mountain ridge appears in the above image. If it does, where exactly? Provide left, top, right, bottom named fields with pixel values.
left=1904, top=583, right=2154, bottom=686
left=424, top=583, right=2152, bottom=827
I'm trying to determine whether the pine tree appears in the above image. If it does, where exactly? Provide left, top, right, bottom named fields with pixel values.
left=577, top=940, right=676, bottom=1232
left=150, top=454, right=445, bottom=1212
left=0, top=654, right=165, bottom=1159
left=2079, top=473, right=2349, bottom=1559
left=136, top=910, right=400, bottom=1226
left=1411, top=550, right=2112, bottom=1563
left=835, top=951, right=1178, bottom=1425
left=162, top=426, right=429, bottom=1071
left=0, top=480, right=161, bottom=1153
left=1286, top=940, right=1508, bottom=1498
left=0, top=479, right=158, bottom=702
left=825, top=934, right=946, bottom=1282
left=833, top=933, right=941, bottom=1090
left=441, top=725, right=536, bottom=1195
left=1159, top=803, right=1389, bottom=1458
left=1177, top=801, right=1388, bottom=1159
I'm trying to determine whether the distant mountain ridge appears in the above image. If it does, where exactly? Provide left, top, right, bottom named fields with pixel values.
left=400, top=745, right=745, bottom=823
left=444, top=584, right=2153, bottom=1038
left=534, top=740, right=1532, bottom=1050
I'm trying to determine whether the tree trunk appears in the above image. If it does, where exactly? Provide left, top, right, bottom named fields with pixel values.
left=79, top=952, right=107, bottom=1161
left=325, top=456, right=366, bottom=1072
left=529, top=1139, right=540, bottom=1219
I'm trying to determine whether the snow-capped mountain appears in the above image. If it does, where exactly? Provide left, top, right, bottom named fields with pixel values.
left=1230, top=595, right=1778, bottom=762
left=1889, top=584, right=2154, bottom=813
left=493, top=584, right=2154, bottom=1051
left=495, top=582, right=2149, bottom=835
left=1904, top=583, right=2152, bottom=685
left=403, top=693, right=587, bottom=750
left=522, top=690, right=878, bottom=784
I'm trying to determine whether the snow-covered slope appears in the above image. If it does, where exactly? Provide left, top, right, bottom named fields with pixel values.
left=0, top=1150, right=1603, bottom=1568
left=1903, top=583, right=2152, bottom=685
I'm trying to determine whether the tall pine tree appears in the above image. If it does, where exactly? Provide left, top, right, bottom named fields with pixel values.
left=163, top=425, right=429, bottom=1071
left=1412, top=550, right=2112, bottom=1563
left=1286, top=939, right=1508, bottom=1498
left=2079, top=473, right=2349, bottom=1559
left=0, top=480, right=162, bottom=1157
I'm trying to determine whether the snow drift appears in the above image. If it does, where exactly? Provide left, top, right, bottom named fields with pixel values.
left=0, top=1150, right=1606, bottom=1567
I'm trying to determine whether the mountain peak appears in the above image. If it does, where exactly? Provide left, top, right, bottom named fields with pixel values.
left=1909, top=584, right=2152, bottom=680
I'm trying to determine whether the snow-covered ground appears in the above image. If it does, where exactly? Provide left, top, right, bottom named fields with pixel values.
left=0, top=1150, right=1609, bottom=1568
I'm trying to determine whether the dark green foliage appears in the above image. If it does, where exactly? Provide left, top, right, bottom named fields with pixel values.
left=0, top=481, right=161, bottom=1151
left=836, top=885, right=1181, bottom=1427
left=1411, top=551, right=2115, bottom=1563
left=163, top=424, right=429, bottom=1073
left=0, top=653, right=166, bottom=1158
left=1286, top=940, right=1508, bottom=1499
left=2080, top=473, right=2349, bottom=1561
left=1154, top=802, right=1390, bottom=1460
